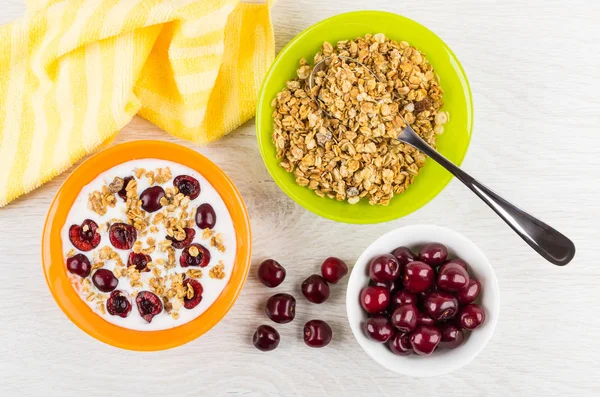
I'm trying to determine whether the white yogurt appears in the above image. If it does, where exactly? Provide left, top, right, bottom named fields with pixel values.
left=61, top=159, right=236, bottom=331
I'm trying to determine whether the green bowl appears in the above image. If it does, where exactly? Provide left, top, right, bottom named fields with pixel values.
left=256, top=11, right=473, bottom=224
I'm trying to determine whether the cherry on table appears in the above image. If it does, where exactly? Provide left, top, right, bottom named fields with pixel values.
left=419, top=243, right=448, bottom=267
left=257, top=259, right=286, bottom=288
left=388, top=332, right=412, bottom=355
left=458, top=304, right=486, bottom=330
left=92, top=269, right=118, bottom=293
left=390, top=303, right=419, bottom=333
left=368, top=254, right=401, bottom=282
left=437, top=262, right=470, bottom=292
left=456, top=279, right=481, bottom=305
left=321, top=257, right=348, bottom=284
left=424, top=291, right=459, bottom=321
left=410, top=325, right=441, bottom=356
left=301, top=274, right=330, bottom=304
left=140, top=186, right=165, bottom=213
left=174, top=175, right=201, bottom=200
left=253, top=325, right=280, bottom=352
left=439, top=323, right=465, bottom=349
left=363, top=316, right=394, bottom=343
left=304, top=320, right=333, bottom=348
left=359, top=286, right=390, bottom=314
left=403, top=261, right=435, bottom=293
left=66, top=254, right=91, bottom=278
left=266, top=293, right=296, bottom=324
left=195, top=203, right=217, bottom=229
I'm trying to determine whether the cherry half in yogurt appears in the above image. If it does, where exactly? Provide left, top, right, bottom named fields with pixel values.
left=174, top=175, right=201, bottom=200
left=182, top=278, right=204, bottom=309
left=127, top=252, right=151, bottom=272
left=106, top=290, right=132, bottom=318
left=117, top=176, right=134, bottom=201
left=180, top=243, right=211, bottom=268
left=136, top=291, right=163, bottom=323
left=108, top=223, right=137, bottom=250
left=166, top=227, right=196, bottom=249
left=69, top=219, right=101, bottom=251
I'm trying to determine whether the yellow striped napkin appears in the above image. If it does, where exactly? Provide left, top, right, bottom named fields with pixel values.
left=0, top=0, right=275, bottom=207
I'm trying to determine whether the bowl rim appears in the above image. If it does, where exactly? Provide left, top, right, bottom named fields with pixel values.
left=256, top=10, right=474, bottom=224
left=345, top=224, right=500, bottom=376
left=41, top=140, right=252, bottom=351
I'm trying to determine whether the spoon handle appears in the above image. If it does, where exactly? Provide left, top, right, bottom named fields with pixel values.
left=398, top=127, right=575, bottom=266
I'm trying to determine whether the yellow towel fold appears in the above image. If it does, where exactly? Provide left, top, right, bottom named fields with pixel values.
left=0, top=0, right=275, bottom=207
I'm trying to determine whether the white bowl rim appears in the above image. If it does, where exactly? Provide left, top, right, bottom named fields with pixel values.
left=345, top=224, right=500, bottom=377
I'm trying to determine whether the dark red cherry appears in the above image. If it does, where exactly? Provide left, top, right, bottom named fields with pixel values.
left=180, top=243, right=211, bottom=268
left=410, top=325, right=441, bottom=355
left=424, top=291, right=459, bottom=321
left=392, top=247, right=415, bottom=277
left=266, top=293, right=296, bottom=324
left=301, top=274, right=330, bottom=304
left=108, top=223, right=137, bottom=250
left=418, top=313, right=435, bottom=325
left=403, top=261, right=435, bottom=293
left=437, top=262, right=470, bottom=292
left=304, top=320, right=333, bottom=348
left=419, top=243, right=448, bottom=267
left=66, top=254, right=91, bottom=277
left=388, top=332, right=412, bottom=355
left=106, top=290, right=132, bottom=318
left=458, top=304, right=486, bottom=330
left=456, top=279, right=481, bottom=305
left=195, top=203, right=216, bottom=229
left=363, top=316, right=394, bottom=342
left=140, top=186, right=165, bottom=213
left=182, top=278, right=203, bottom=309
left=439, top=323, right=465, bottom=349
left=68, top=219, right=101, bottom=251
left=136, top=291, right=163, bottom=323
left=92, top=269, right=118, bottom=293
left=368, top=254, right=401, bottom=282
left=257, top=259, right=286, bottom=288
left=166, top=227, right=196, bottom=249
left=370, top=279, right=395, bottom=292
left=321, top=257, right=348, bottom=284
left=117, top=176, right=134, bottom=200
left=359, top=286, right=390, bottom=314
left=127, top=252, right=151, bottom=272
left=390, top=303, right=419, bottom=333
left=446, top=258, right=468, bottom=270
left=253, top=325, right=280, bottom=351
left=391, top=290, right=417, bottom=308
left=173, top=175, right=201, bottom=200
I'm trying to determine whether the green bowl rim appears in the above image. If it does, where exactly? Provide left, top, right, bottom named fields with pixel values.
left=256, top=10, right=474, bottom=224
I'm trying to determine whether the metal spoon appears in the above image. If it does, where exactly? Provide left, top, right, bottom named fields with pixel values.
left=309, top=56, right=575, bottom=266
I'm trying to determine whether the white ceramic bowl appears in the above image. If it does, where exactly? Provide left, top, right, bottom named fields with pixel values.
left=346, top=225, right=500, bottom=377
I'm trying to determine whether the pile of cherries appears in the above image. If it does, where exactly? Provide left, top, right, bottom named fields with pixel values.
left=252, top=257, right=349, bottom=351
left=360, top=243, right=485, bottom=356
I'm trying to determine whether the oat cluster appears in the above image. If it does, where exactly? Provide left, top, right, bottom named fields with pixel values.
left=272, top=33, right=448, bottom=205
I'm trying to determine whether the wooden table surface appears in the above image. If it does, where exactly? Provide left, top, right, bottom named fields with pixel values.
left=1, top=1, right=599, bottom=396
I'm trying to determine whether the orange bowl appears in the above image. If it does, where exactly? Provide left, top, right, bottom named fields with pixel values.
left=42, top=141, right=252, bottom=351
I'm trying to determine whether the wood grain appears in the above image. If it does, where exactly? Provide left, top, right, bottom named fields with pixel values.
left=1, top=1, right=600, bottom=396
